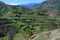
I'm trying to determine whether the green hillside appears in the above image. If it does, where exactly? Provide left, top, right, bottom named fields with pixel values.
left=32, top=0, right=60, bottom=10
left=0, top=0, right=60, bottom=40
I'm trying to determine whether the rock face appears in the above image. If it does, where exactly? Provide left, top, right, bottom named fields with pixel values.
left=49, top=29, right=60, bottom=40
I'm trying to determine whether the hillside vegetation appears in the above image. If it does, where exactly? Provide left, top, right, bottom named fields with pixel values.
left=0, top=0, right=60, bottom=40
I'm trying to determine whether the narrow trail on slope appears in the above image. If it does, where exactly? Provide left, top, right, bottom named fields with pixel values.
left=29, top=29, right=60, bottom=40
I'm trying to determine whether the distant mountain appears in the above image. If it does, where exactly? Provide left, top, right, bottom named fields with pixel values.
left=32, top=0, right=60, bottom=10
left=0, top=1, right=33, bottom=17
left=21, top=3, right=38, bottom=8
left=0, top=1, right=32, bottom=12
left=0, top=1, right=6, bottom=9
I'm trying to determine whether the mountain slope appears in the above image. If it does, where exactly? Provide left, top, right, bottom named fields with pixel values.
left=32, top=0, right=60, bottom=10
left=0, top=1, right=60, bottom=40
left=0, top=1, right=33, bottom=16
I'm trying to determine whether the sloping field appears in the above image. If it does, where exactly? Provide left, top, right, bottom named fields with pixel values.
left=32, top=29, right=60, bottom=40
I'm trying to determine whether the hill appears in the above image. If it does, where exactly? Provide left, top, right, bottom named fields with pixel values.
left=0, top=0, right=60, bottom=40
left=0, top=1, right=33, bottom=16
left=32, top=0, right=60, bottom=10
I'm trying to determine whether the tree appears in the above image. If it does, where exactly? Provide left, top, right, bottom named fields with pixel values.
left=23, top=29, right=33, bottom=40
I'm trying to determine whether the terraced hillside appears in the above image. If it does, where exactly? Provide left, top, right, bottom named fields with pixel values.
left=1, top=10, right=60, bottom=40
left=0, top=0, right=60, bottom=40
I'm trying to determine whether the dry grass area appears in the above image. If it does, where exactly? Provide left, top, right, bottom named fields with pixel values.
left=29, top=29, right=60, bottom=40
